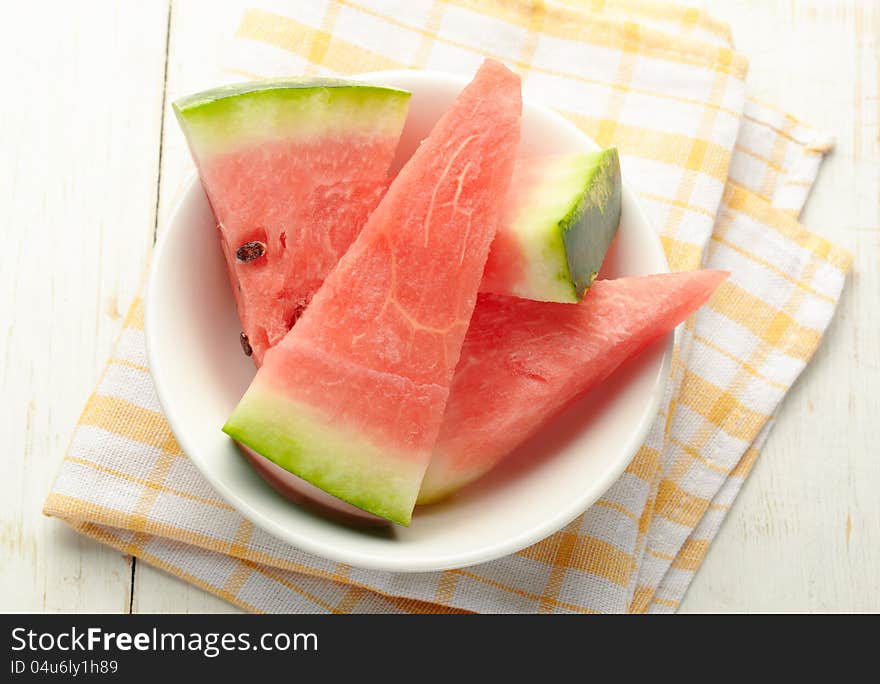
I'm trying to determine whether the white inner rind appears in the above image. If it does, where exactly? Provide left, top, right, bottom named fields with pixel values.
left=503, top=153, right=596, bottom=302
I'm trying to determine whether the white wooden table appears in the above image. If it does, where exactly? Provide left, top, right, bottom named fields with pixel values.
left=2, top=0, right=877, bottom=613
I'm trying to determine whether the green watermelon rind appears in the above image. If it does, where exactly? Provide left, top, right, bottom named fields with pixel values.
left=497, top=148, right=621, bottom=303
left=560, top=148, right=622, bottom=300
left=173, top=79, right=412, bottom=156
left=223, top=388, right=422, bottom=526
left=173, top=77, right=411, bottom=109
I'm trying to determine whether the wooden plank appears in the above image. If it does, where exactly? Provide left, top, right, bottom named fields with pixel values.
left=680, top=0, right=880, bottom=613
left=0, top=1, right=171, bottom=611
left=130, top=0, right=245, bottom=614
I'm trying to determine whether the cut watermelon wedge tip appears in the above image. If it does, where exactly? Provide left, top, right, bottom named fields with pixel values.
left=418, top=269, right=729, bottom=503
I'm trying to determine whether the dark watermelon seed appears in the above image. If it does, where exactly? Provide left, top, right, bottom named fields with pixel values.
left=240, top=332, right=253, bottom=357
left=287, top=304, right=306, bottom=331
left=236, top=240, right=266, bottom=263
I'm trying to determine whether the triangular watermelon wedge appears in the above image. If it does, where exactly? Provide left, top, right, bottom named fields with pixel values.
left=418, top=270, right=728, bottom=503
left=223, top=60, right=523, bottom=525
left=173, top=79, right=411, bottom=364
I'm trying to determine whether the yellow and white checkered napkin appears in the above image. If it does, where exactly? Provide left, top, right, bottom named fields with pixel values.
left=44, top=1, right=851, bottom=613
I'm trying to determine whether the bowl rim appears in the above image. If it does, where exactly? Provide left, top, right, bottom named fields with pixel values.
left=145, top=69, right=672, bottom=572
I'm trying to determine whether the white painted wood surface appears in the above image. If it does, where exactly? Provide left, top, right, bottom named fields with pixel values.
left=1, top=0, right=877, bottom=613
left=0, top=0, right=169, bottom=612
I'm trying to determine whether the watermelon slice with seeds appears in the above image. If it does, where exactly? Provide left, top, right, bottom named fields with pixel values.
left=173, top=79, right=411, bottom=364
left=223, top=59, right=523, bottom=524
left=418, top=270, right=729, bottom=503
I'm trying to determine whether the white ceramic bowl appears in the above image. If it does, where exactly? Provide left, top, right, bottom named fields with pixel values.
left=146, top=70, right=670, bottom=572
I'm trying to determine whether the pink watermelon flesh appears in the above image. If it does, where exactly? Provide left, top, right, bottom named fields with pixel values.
left=418, top=270, right=729, bottom=504
left=173, top=80, right=411, bottom=364
left=213, top=178, right=389, bottom=363
left=223, top=60, right=523, bottom=525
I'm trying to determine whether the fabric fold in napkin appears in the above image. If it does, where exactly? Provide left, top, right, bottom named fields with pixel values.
left=45, top=0, right=851, bottom=613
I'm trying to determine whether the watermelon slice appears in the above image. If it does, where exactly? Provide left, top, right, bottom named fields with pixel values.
left=418, top=270, right=728, bottom=503
left=173, top=79, right=411, bottom=364
left=175, top=80, right=620, bottom=370
left=482, top=149, right=621, bottom=302
left=223, top=60, right=523, bottom=525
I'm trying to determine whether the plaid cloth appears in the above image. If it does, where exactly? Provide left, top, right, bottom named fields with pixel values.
left=44, top=0, right=851, bottom=613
